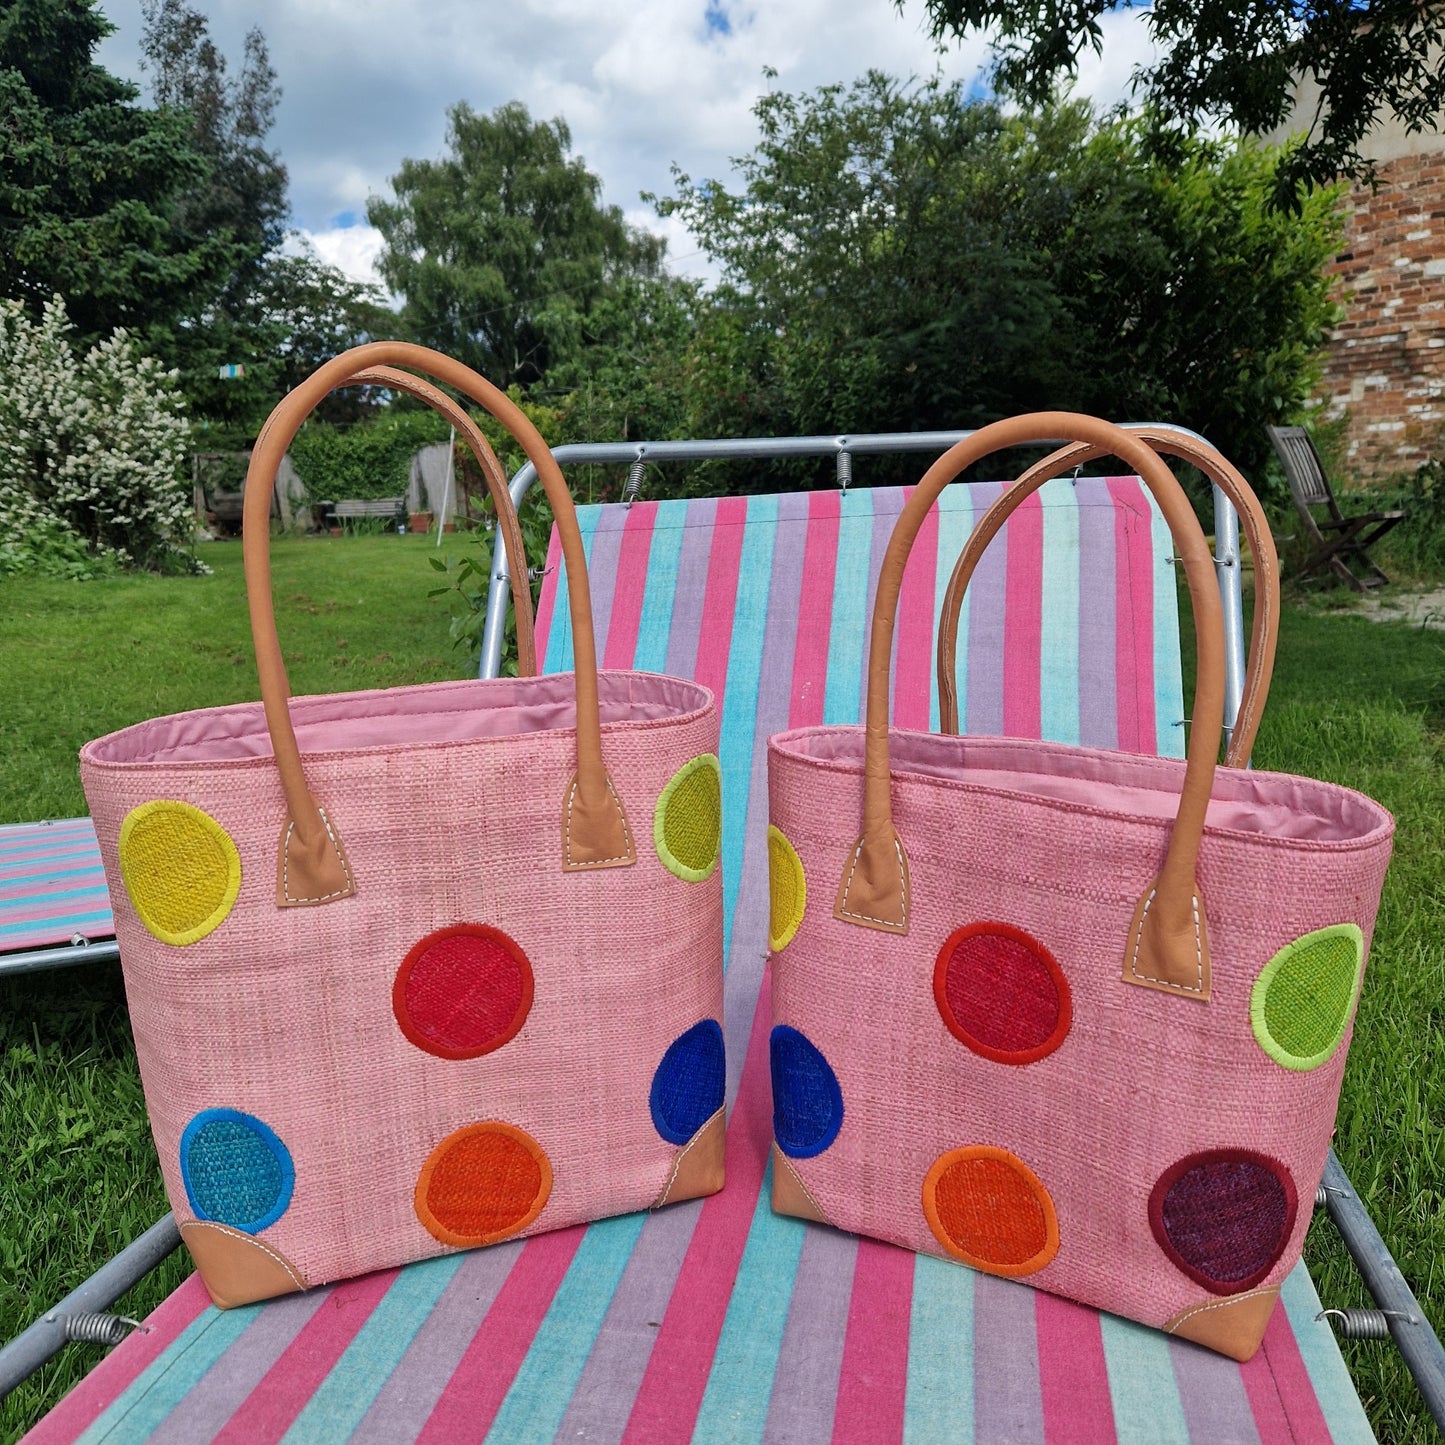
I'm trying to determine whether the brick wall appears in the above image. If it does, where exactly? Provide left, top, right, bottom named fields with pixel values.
left=1318, top=150, right=1445, bottom=481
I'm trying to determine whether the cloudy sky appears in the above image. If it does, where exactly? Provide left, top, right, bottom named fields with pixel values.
left=96, top=0, right=1156, bottom=290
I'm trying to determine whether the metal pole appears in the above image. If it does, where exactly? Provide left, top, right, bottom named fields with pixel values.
left=0, top=1214, right=182, bottom=1400
left=0, top=939, right=120, bottom=978
left=436, top=427, right=456, bottom=548
left=1212, top=481, right=1246, bottom=751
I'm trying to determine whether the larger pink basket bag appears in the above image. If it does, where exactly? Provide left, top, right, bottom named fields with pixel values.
left=79, top=344, right=725, bottom=1308
left=766, top=413, right=1393, bottom=1361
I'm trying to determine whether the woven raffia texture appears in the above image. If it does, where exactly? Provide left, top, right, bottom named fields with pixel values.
left=768, top=725, right=1392, bottom=1335
left=81, top=670, right=722, bottom=1289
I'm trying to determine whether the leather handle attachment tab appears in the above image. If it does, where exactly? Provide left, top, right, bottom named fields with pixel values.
left=244, top=341, right=634, bottom=909
left=834, top=413, right=1226, bottom=1003
left=935, top=426, right=1279, bottom=768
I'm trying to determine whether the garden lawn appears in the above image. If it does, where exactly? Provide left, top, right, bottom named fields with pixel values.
left=1, top=541, right=1443, bottom=1442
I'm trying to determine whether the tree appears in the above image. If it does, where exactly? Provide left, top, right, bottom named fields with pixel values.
left=659, top=75, right=1342, bottom=480
left=911, top=0, right=1445, bottom=205
left=368, top=101, right=666, bottom=388
left=0, top=0, right=228, bottom=339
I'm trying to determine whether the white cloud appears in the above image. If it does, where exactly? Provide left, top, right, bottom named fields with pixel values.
left=95, top=0, right=1153, bottom=289
left=284, top=225, right=387, bottom=289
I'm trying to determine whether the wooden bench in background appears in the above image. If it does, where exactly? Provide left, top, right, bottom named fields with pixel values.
left=329, top=497, right=408, bottom=532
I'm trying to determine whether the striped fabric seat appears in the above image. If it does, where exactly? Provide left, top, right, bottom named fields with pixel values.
left=0, top=818, right=113, bottom=954
left=24, top=481, right=1373, bottom=1444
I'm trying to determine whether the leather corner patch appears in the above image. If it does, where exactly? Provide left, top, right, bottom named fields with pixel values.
left=180, top=1220, right=307, bottom=1308
left=1164, top=1287, right=1281, bottom=1361
left=653, top=1107, right=726, bottom=1207
left=770, top=1145, right=831, bottom=1226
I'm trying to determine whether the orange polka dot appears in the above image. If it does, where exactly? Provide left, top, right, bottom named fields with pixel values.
left=923, top=1145, right=1059, bottom=1276
left=414, top=1122, right=552, bottom=1247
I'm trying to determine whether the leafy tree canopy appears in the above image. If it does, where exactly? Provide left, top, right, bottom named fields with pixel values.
left=369, top=101, right=666, bottom=388
left=910, top=0, right=1445, bottom=206
left=659, top=73, right=1342, bottom=481
left=0, top=0, right=227, bottom=338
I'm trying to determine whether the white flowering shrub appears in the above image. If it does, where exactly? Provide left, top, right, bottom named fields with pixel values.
left=0, top=296, right=199, bottom=577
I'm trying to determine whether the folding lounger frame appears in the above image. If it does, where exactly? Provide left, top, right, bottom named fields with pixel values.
left=3, top=428, right=1442, bottom=1437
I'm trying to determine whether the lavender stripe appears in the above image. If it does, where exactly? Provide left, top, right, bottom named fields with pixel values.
left=345, top=1243, right=525, bottom=1445
left=964, top=481, right=1009, bottom=738
left=1166, top=1336, right=1262, bottom=1444
left=583, top=506, right=629, bottom=666
left=761, top=1227, right=859, bottom=1443
left=549, top=1197, right=706, bottom=1442
left=863, top=488, right=907, bottom=724
left=142, top=1290, right=333, bottom=1445
left=664, top=497, right=720, bottom=682
left=1074, top=479, right=1119, bottom=751
left=724, top=489, right=808, bottom=1106
left=972, top=1273, right=1045, bottom=1444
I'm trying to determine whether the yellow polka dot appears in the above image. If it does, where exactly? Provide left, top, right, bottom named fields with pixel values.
left=768, top=825, right=806, bottom=952
left=654, top=755, right=722, bottom=881
left=118, top=801, right=242, bottom=945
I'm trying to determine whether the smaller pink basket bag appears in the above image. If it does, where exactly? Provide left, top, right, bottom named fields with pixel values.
left=766, top=413, right=1393, bottom=1361
left=80, top=344, right=726, bottom=1308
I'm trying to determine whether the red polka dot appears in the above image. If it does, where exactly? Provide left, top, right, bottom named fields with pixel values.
left=934, top=922, right=1071, bottom=1064
left=394, top=925, right=534, bottom=1059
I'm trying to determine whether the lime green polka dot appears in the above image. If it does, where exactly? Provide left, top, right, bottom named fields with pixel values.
left=1251, top=924, right=1364, bottom=1071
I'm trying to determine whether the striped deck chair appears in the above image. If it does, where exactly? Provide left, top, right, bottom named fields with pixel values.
left=0, top=820, right=117, bottom=977
left=18, top=479, right=1376, bottom=1444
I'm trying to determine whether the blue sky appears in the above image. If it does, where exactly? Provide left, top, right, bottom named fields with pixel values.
left=95, top=0, right=1155, bottom=288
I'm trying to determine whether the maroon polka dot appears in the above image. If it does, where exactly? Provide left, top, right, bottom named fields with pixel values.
left=393, top=925, right=534, bottom=1059
left=933, top=922, right=1071, bottom=1064
left=1149, top=1149, right=1298, bottom=1294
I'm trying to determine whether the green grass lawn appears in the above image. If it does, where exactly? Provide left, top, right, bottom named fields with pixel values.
left=2, top=537, right=1443, bottom=1441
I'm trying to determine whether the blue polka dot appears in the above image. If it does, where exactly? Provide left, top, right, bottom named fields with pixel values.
left=770, top=1024, right=844, bottom=1159
left=649, top=1020, right=726, bottom=1145
left=180, top=1109, right=294, bottom=1233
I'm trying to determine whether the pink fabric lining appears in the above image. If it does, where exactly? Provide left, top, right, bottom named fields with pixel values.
left=771, top=727, right=1392, bottom=848
left=81, top=671, right=711, bottom=768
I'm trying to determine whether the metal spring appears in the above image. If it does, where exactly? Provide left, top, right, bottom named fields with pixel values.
left=623, top=459, right=646, bottom=505
left=1317, top=1308, right=1409, bottom=1341
left=60, top=1312, right=143, bottom=1346
left=837, top=450, right=853, bottom=491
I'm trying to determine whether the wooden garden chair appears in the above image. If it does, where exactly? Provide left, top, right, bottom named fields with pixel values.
left=6, top=430, right=1442, bottom=1441
left=1265, top=425, right=1405, bottom=592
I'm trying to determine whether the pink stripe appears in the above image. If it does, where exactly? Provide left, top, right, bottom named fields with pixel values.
left=1003, top=489, right=1045, bottom=740
left=532, top=525, right=566, bottom=669
left=892, top=490, right=937, bottom=733
left=621, top=968, right=776, bottom=1443
left=1106, top=478, right=1156, bottom=753
left=2, top=900, right=111, bottom=928
left=603, top=502, right=658, bottom=670
left=416, top=1229, right=586, bottom=1445
left=788, top=490, right=841, bottom=727
left=211, top=1269, right=399, bottom=1445
left=1034, top=1292, right=1118, bottom=1444
left=20, top=1275, right=211, bottom=1445
left=0, top=842, right=99, bottom=867
left=0, top=876, right=109, bottom=904
left=691, top=496, right=749, bottom=704
left=1240, top=1298, right=1334, bottom=1444
left=829, top=1241, right=914, bottom=1444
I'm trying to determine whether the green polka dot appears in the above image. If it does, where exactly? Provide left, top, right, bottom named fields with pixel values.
left=654, top=755, right=722, bottom=881
left=1251, top=924, right=1364, bottom=1071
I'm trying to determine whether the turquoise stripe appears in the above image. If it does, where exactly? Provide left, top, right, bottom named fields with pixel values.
left=719, top=495, right=778, bottom=967
left=823, top=492, right=874, bottom=726
left=279, top=1256, right=465, bottom=1445
left=1039, top=478, right=1082, bottom=746
left=74, top=1305, right=257, bottom=1444
left=0, top=864, right=104, bottom=885
left=632, top=501, right=689, bottom=674
left=932, top=490, right=974, bottom=735
left=542, top=504, right=603, bottom=675
left=1098, top=1309, right=1190, bottom=1444
left=693, top=1158, right=805, bottom=1443
left=1149, top=496, right=1186, bottom=760
left=903, top=1254, right=975, bottom=1444
left=483, top=1214, right=648, bottom=1445
left=0, top=909, right=112, bottom=939
left=1278, top=1262, right=1375, bottom=1443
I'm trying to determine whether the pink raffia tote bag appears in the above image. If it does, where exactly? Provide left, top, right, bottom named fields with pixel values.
left=79, top=343, right=725, bottom=1308
left=766, top=413, right=1393, bottom=1361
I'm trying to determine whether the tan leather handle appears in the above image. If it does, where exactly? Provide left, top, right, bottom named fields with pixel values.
left=346, top=365, right=537, bottom=677
left=243, top=342, right=635, bottom=908
left=936, top=427, right=1278, bottom=767
left=833, top=413, right=1225, bottom=1002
